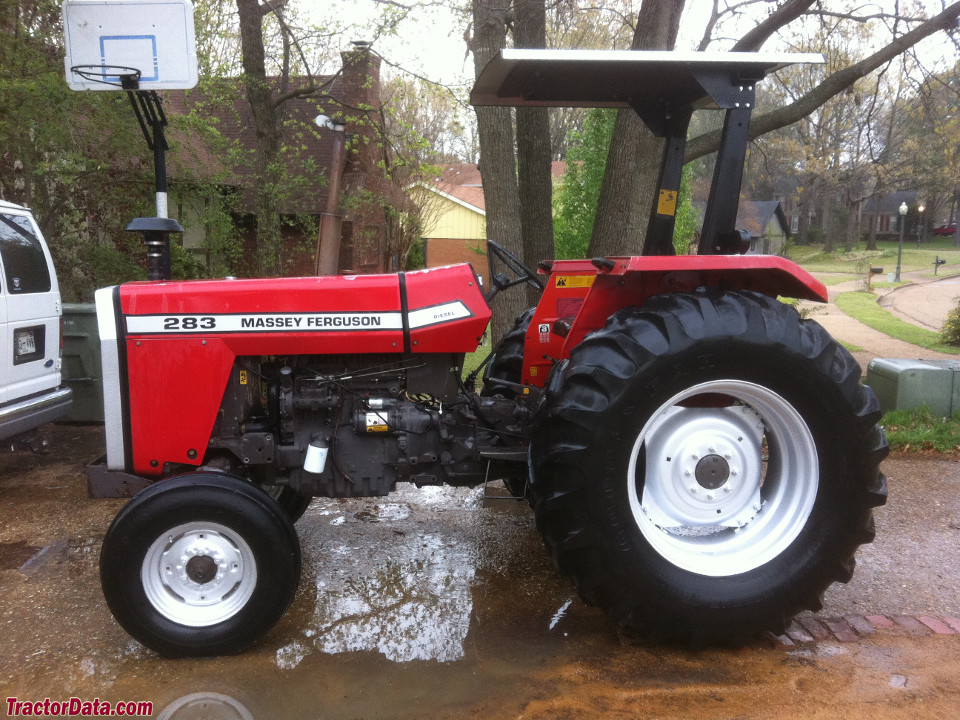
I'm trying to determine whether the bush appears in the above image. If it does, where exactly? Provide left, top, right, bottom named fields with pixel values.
left=942, top=301, right=960, bottom=346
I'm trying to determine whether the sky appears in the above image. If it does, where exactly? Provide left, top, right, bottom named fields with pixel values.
left=309, top=0, right=956, bottom=90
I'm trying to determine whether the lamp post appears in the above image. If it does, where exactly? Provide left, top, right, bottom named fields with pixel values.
left=315, top=114, right=348, bottom=276
left=916, top=203, right=925, bottom=249
left=895, top=201, right=908, bottom=282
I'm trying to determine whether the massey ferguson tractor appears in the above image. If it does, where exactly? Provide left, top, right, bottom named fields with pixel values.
left=89, top=50, right=887, bottom=657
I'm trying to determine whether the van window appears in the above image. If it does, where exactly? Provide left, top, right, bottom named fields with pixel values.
left=0, top=212, right=52, bottom=294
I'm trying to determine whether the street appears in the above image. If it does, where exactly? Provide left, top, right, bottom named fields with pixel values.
left=2, top=424, right=960, bottom=719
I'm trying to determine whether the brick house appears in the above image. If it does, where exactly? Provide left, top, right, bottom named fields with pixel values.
left=416, top=162, right=567, bottom=282
left=164, top=45, right=398, bottom=276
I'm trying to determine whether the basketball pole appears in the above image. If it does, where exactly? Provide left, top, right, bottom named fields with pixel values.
left=126, top=84, right=182, bottom=280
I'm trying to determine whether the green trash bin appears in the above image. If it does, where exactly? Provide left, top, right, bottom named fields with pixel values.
left=62, top=303, right=104, bottom=422
left=866, top=358, right=960, bottom=417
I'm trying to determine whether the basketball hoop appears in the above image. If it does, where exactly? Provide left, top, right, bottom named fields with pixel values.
left=69, top=64, right=143, bottom=90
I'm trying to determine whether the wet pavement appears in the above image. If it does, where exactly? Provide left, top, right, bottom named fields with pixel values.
left=2, top=425, right=960, bottom=719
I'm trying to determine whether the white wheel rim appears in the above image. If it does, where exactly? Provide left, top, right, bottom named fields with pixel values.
left=141, top=522, right=257, bottom=627
left=627, top=380, right=818, bottom=577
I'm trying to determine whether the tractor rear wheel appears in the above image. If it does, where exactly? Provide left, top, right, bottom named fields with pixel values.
left=100, top=473, right=301, bottom=657
left=529, top=289, right=887, bottom=644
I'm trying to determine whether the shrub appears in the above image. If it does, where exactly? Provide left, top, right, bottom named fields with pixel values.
left=942, top=301, right=960, bottom=346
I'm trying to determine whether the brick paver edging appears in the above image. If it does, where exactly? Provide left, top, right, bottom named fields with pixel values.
left=767, top=615, right=960, bottom=648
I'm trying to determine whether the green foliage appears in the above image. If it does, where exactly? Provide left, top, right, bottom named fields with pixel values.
left=405, top=238, right=425, bottom=270
left=554, top=108, right=698, bottom=258
left=553, top=108, right=615, bottom=259
left=672, top=167, right=699, bottom=255
left=941, top=301, right=960, bottom=346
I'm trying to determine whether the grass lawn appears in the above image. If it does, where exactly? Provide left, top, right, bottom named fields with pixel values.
left=786, top=238, right=960, bottom=275
left=833, top=291, right=959, bottom=354
left=881, top=406, right=960, bottom=453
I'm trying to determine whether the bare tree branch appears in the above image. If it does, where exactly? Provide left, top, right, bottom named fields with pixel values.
left=686, top=1, right=960, bottom=162
left=732, top=0, right=816, bottom=51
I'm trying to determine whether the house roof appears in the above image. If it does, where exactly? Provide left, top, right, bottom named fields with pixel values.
left=694, top=200, right=789, bottom=238
left=736, top=200, right=789, bottom=237
left=425, top=162, right=568, bottom=213
left=863, top=191, right=919, bottom=215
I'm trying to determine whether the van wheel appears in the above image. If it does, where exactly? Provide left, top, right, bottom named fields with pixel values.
left=100, top=473, right=301, bottom=657
left=530, top=290, right=887, bottom=644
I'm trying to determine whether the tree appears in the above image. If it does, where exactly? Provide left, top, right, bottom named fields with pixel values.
left=515, top=0, right=554, bottom=306
left=470, top=0, right=960, bottom=260
left=0, top=0, right=156, bottom=300
left=587, top=0, right=686, bottom=257
left=471, top=0, right=527, bottom=343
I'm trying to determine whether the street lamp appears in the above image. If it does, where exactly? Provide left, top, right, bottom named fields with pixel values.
left=314, top=114, right=348, bottom=276
left=895, top=201, right=908, bottom=282
left=916, top=203, right=925, bottom=249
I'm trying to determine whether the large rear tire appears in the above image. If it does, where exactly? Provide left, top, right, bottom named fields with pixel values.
left=530, top=289, right=887, bottom=644
left=100, top=473, right=301, bottom=657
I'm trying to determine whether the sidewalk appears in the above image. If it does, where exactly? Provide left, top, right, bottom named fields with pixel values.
left=800, top=266, right=960, bottom=372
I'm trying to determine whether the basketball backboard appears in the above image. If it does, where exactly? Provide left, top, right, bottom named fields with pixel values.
left=62, top=0, right=199, bottom=91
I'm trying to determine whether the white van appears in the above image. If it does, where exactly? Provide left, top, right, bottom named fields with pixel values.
left=0, top=200, right=71, bottom=448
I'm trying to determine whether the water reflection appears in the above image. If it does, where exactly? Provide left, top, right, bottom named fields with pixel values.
left=157, top=692, right=253, bottom=720
left=287, top=486, right=482, bottom=665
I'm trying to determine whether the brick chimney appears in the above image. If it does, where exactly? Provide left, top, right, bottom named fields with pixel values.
left=338, top=41, right=389, bottom=273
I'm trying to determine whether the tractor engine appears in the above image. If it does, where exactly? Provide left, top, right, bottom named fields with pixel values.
left=206, top=353, right=523, bottom=497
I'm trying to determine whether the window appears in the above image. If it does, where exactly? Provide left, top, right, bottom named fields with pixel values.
left=0, top=213, right=51, bottom=294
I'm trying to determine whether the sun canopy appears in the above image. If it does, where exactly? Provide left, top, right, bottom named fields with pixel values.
left=470, top=49, right=824, bottom=111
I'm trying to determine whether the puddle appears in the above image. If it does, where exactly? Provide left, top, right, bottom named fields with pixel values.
left=157, top=692, right=254, bottom=720
left=290, top=487, right=496, bottom=664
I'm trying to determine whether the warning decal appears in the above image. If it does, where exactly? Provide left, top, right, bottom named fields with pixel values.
left=657, top=189, right=678, bottom=216
left=554, top=275, right=595, bottom=289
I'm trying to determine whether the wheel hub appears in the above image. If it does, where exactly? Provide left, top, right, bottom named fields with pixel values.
left=142, top=522, right=257, bottom=627
left=628, top=379, right=820, bottom=577
left=186, top=554, right=219, bottom=584
left=639, top=405, right=765, bottom=529
left=695, top=454, right=729, bottom=489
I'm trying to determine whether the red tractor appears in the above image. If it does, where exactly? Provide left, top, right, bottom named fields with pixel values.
left=89, top=50, right=887, bottom=656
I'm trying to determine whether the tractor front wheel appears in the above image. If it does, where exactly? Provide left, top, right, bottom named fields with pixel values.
left=100, top=473, right=301, bottom=657
left=530, top=290, right=887, bottom=644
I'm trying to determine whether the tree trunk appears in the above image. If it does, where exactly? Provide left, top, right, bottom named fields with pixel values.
left=237, top=0, right=284, bottom=277
left=796, top=194, right=811, bottom=246
left=865, top=187, right=881, bottom=251
left=472, top=0, right=526, bottom=344
left=514, top=0, right=554, bottom=307
left=588, top=0, right=685, bottom=258
left=822, top=195, right=834, bottom=252
left=844, top=195, right=858, bottom=252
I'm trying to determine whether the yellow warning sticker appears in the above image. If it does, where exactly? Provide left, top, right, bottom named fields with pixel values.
left=657, top=189, right=678, bottom=216
left=239, top=370, right=248, bottom=385
left=555, top=275, right=596, bottom=288
left=529, top=367, right=538, bottom=376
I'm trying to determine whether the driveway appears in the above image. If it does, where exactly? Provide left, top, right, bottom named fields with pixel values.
left=803, top=267, right=960, bottom=371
